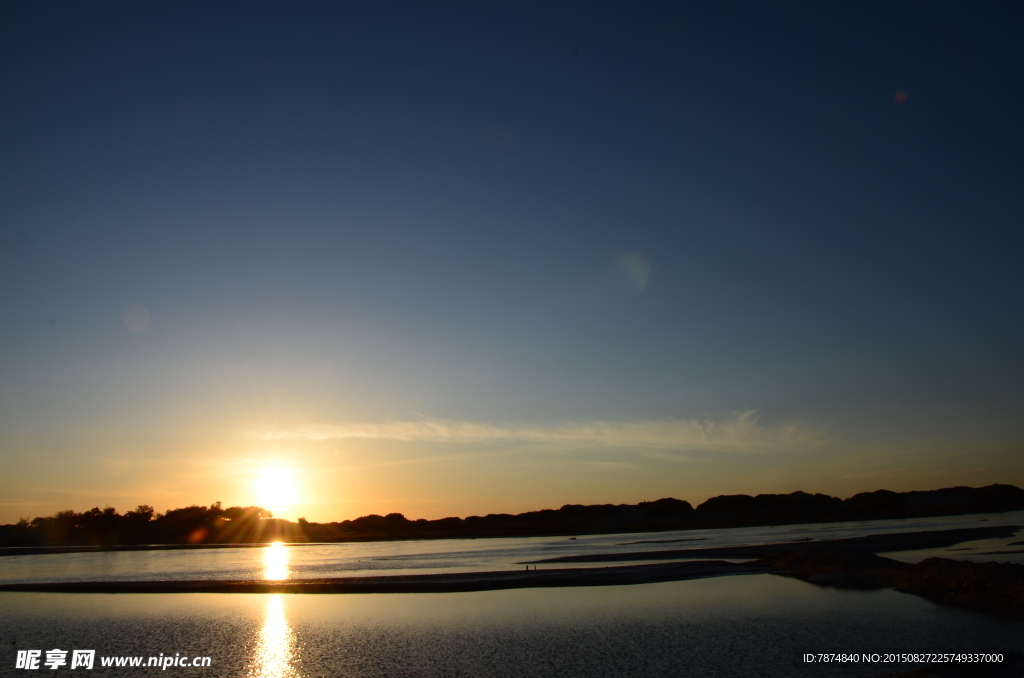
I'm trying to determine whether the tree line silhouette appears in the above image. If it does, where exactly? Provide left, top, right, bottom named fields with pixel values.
left=0, top=502, right=292, bottom=547
left=1, top=484, right=1021, bottom=547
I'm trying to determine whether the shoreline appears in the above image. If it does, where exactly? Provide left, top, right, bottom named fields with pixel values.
left=0, top=560, right=769, bottom=594
left=0, top=542, right=321, bottom=557
left=2, top=555, right=1020, bottom=619
left=524, top=525, right=1023, bottom=564
left=2, top=517, right=1020, bottom=559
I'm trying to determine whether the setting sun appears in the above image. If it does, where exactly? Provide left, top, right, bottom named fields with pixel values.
left=252, top=466, right=299, bottom=512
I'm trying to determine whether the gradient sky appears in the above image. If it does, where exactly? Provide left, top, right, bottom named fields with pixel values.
left=2, top=2, right=1022, bottom=523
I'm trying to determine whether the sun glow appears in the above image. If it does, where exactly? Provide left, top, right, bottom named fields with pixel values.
left=252, top=465, right=299, bottom=512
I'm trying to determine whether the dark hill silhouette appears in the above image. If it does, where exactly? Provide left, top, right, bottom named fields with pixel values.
left=694, top=491, right=844, bottom=523
left=1, top=484, right=1021, bottom=548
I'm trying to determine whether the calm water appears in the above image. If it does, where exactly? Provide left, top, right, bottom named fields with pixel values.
left=1, top=513, right=1021, bottom=677
left=1, top=575, right=1021, bottom=678
left=1, top=511, right=1021, bottom=585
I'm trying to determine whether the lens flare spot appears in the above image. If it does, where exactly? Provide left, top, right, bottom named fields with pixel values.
left=894, top=90, right=908, bottom=104
left=613, top=253, right=652, bottom=292
left=187, top=527, right=209, bottom=544
left=122, top=304, right=151, bottom=332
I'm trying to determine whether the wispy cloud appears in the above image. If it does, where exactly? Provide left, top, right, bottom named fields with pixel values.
left=843, top=468, right=910, bottom=480
left=844, top=466, right=988, bottom=481
left=253, top=411, right=825, bottom=454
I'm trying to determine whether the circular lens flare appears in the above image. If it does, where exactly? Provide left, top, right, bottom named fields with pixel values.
left=613, top=253, right=652, bottom=292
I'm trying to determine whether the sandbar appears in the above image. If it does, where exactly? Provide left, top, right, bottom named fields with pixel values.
left=0, top=560, right=767, bottom=594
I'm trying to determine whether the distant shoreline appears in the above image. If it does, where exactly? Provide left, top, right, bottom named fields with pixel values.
left=0, top=542, right=320, bottom=557
left=1, top=518, right=1019, bottom=558
left=5, top=484, right=1022, bottom=551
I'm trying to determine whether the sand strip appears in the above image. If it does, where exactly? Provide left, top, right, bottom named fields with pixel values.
left=0, top=560, right=769, bottom=594
left=524, top=525, right=1022, bottom=564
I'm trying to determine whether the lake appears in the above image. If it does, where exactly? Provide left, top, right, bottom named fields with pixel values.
left=1, top=512, right=1022, bottom=677
left=1, top=576, right=1021, bottom=677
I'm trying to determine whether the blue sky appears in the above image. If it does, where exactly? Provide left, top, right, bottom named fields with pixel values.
left=1, top=2, right=1022, bottom=521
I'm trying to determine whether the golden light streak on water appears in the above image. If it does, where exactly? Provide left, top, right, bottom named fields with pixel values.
left=263, top=542, right=290, bottom=581
left=247, top=595, right=299, bottom=678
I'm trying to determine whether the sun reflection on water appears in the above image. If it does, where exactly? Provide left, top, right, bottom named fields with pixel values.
left=263, top=542, right=290, bottom=581
left=248, top=595, right=299, bottom=678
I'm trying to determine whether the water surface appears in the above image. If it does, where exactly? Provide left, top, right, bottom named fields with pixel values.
left=2, top=511, right=1021, bottom=586
left=1, top=575, right=1020, bottom=678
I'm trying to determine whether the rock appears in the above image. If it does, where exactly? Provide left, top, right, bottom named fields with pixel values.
left=893, top=558, right=1024, bottom=616
left=756, top=547, right=908, bottom=588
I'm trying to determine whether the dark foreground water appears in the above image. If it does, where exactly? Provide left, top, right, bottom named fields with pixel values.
left=1, top=574, right=1020, bottom=678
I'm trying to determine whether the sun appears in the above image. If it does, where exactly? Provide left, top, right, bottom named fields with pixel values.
left=252, top=465, right=299, bottom=511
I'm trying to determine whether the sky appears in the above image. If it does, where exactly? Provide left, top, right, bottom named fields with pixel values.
left=1, top=1, right=1022, bottom=523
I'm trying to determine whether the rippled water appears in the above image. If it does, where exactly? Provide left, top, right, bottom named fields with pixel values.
left=1, top=511, right=1021, bottom=585
left=1, top=575, right=1020, bottom=678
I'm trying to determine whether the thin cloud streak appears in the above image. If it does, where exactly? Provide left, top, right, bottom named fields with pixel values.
left=255, top=411, right=826, bottom=453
